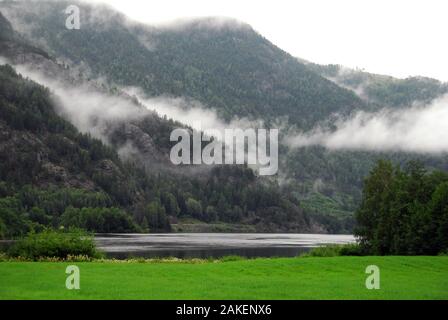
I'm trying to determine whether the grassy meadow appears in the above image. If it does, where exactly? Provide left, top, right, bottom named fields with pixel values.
left=0, top=256, right=447, bottom=300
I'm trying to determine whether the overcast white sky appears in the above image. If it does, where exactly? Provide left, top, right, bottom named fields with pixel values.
left=90, top=0, right=447, bottom=81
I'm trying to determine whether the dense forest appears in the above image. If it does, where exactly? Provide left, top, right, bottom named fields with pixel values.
left=1, top=2, right=448, bottom=239
left=306, top=62, right=448, bottom=108
left=356, top=160, right=448, bottom=255
left=2, top=1, right=446, bottom=225
left=0, top=64, right=329, bottom=237
left=0, top=2, right=366, bottom=127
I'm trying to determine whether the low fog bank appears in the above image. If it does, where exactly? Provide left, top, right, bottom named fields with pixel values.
left=3, top=60, right=272, bottom=174
left=124, top=87, right=264, bottom=134
left=10, top=63, right=148, bottom=142
left=285, top=95, right=448, bottom=154
left=6, top=61, right=265, bottom=140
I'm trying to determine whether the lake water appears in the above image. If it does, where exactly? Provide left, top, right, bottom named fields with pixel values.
left=95, top=233, right=355, bottom=259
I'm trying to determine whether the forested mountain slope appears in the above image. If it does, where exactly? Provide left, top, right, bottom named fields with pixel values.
left=2, top=1, right=447, bottom=232
left=0, top=1, right=368, bottom=129
left=0, top=1, right=374, bottom=222
left=0, top=64, right=324, bottom=235
left=0, top=11, right=326, bottom=235
left=306, top=62, right=448, bottom=108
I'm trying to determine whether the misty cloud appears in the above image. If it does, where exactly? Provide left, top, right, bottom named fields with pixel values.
left=8, top=61, right=265, bottom=139
left=5, top=61, right=271, bottom=171
left=324, top=66, right=370, bottom=101
left=124, top=87, right=264, bottom=133
left=285, top=96, right=448, bottom=154
left=126, top=88, right=274, bottom=173
left=9, top=63, right=147, bottom=142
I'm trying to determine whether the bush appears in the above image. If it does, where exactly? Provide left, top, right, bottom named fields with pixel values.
left=0, top=217, right=5, bottom=239
left=8, top=228, right=102, bottom=260
left=339, top=243, right=365, bottom=256
left=60, top=207, right=137, bottom=233
left=301, top=243, right=363, bottom=257
left=302, top=245, right=343, bottom=257
left=219, top=255, right=246, bottom=262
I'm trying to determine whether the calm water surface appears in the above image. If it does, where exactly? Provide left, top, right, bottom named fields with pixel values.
left=95, top=233, right=355, bottom=259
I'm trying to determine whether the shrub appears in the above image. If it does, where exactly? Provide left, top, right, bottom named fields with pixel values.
left=0, top=217, right=5, bottom=239
left=302, top=245, right=342, bottom=257
left=8, top=228, right=102, bottom=260
left=339, top=243, right=364, bottom=256
left=60, top=207, right=138, bottom=233
left=0, top=252, right=7, bottom=261
left=219, top=255, right=246, bottom=262
left=301, top=243, right=363, bottom=257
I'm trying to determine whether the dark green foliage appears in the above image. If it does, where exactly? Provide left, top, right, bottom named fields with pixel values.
left=0, top=196, right=31, bottom=238
left=3, top=1, right=448, bottom=233
left=338, top=243, right=364, bottom=256
left=8, top=228, right=101, bottom=259
left=0, top=4, right=386, bottom=229
left=308, top=63, right=448, bottom=107
left=0, top=65, right=323, bottom=234
left=16, top=185, right=113, bottom=215
left=60, top=207, right=138, bottom=233
left=160, top=192, right=180, bottom=217
left=0, top=185, right=127, bottom=236
left=0, top=218, right=5, bottom=239
left=2, top=1, right=365, bottom=128
left=144, top=199, right=170, bottom=232
left=0, top=10, right=14, bottom=41
left=301, top=243, right=363, bottom=257
left=0, top=65, right=134, bottom=207
left=355, top=160, right=448, bottom=255
left=0, top=65, right=73, bottom=135
left=365, top=77, right=448, bottom=107
left=185, top=198, right=203, bottom=219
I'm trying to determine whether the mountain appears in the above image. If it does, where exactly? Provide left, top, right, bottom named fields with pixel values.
left=0, top=62, right=146, bottom=236
left=0, top=1, right=369, bottom=129
left=0, top=7, right=14, bottom=40
left=1, top=1, right=446, bottom=234
left=0, top=10, right=327, bottom=236
left=0, top=1, right=371, bottom=220
left=0, top=61, right=321, bottom=235
left=306, top=62, right=448, bottom=108
left=0, top=6, right=51, bottom=61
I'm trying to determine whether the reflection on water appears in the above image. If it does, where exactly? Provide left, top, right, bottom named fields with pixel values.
left=95, top=233, right=355, bottom=259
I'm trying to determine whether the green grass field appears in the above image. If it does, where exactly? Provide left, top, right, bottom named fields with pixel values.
left=0, top=256, right=447, bottom=300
